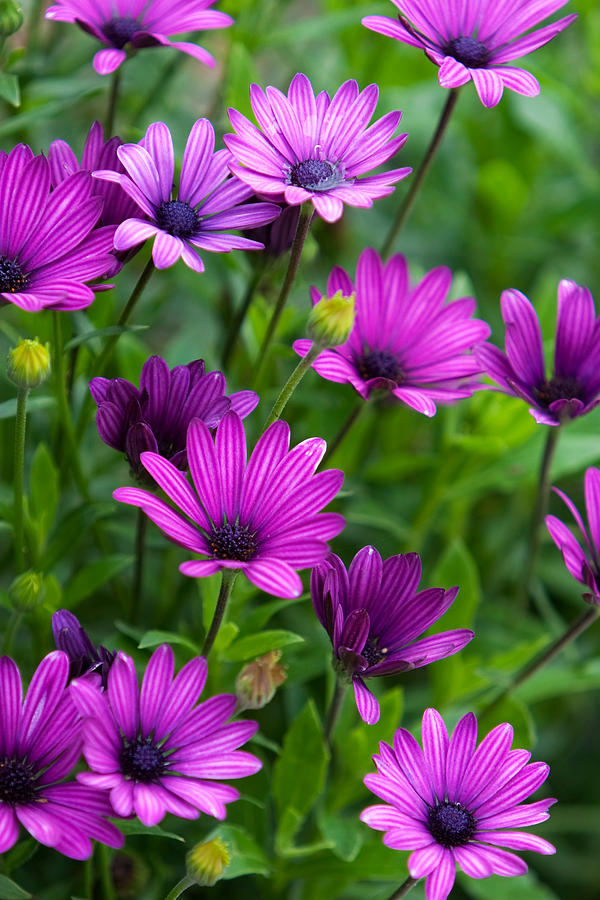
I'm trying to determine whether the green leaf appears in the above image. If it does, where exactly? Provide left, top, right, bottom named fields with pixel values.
left=138, top=629, right=200, bottom=654
left=460, top=869, right=559, bottom=900
left=204, top=824, right=271, bottom=879
left=0, top=396, right=55, bottom=420
left=223, top=629, right=304, bottom=662
left=63, top=554, right=133, bottom=607
left=0, top=874, right=32, bottom=900
left=213, top=621, right=239, bottom=653
left=318, top=810, right=365, bottom=862
left=29, top=443, right=58, bottom=546
left=431, top=538, right=481, bottom=630
left=114, top=819, right=184, bottom=841
left=478, top=695, right=535, bottom=750
left=241, top=594, right=306, bottom=633
left=64, top=323, right=149, bottom=351
left=0, top=73, right=21, bottom=108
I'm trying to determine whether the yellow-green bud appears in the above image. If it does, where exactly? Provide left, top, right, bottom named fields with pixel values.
left=0, top=0, right=23, bottom=37
left=235, top=650, right=287, bottom=711
left=8, top=571, right=45, bottom=612
left=186, top=837, right=231, bottom=886
left=7, top=338, right=51, bottom=389
left=307, top=290, right=355, bottom=348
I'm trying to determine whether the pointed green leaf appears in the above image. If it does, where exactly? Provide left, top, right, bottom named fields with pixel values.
left=63, top=554, right=132, bottom=607
left=223, top=629, right=304, bottom=662
left=138, top=629, right=200, bottom=654
left=204, top=824, right=271, bottom=879
left=0, top=874, right=32, bottom=900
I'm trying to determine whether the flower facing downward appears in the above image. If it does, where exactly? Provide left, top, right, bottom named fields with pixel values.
left=71, top=644, right=262, bottom=826
left=114, top=411, right=345, bottom=599
left=294, top=248, right=490, bottom=417
left=363, top=1, right=576, bottom=107
left=361, top=709, right=556, bottom=900
left=225, top=73, right=411, bottom=223
left=311, top=547, right=473, bottom=724
left=0, top=652, right=123, bottom=859
left=546, top=466, right=600, bottom=604
left=45, top=0, right=233, bottom=75
left=476, top=280, right=600, bottom=426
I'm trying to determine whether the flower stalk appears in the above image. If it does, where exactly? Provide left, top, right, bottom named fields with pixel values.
left=164, top=875, right=195, bottom=900
left=262, top=342, right=322, bottom=431
left=202, top=569, right=238, bottom=657
left=131, top=507, right=148, bottom=624
left=12, top=386, right=29, bottom=572
left=385, top=877, right=419, bottom=900
left=523, top=426, right=561, bottom=604
left=52, top=312, right=89, bottom=499
left=324, top=676, right=349, bottom=747
left=105, top=67, right=122, bottom=137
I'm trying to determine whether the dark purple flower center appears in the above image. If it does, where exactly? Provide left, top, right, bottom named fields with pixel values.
left=443, top=36, right=490, bottom=68
left=120, top=738, right=165, bottom=783
left=0, top=256, right=29, bottom=293
left=427, top=801, right=476, bottom=848
left=289, top=159, right=339, bottom=192
left=357, top=350, right=402, bottom=383
left=362, top=637, right=388, bottom=666
left=156, top=200, right=201, bottom=239
left=534, top=376, right=584, bottom=408
left=102, top=16, right=142, bottom=49
left=209, top=523, right=257, bottom=562
left=0, top=759, right=36, bottom=806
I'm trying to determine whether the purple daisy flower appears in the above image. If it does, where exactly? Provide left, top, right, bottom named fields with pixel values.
left=311, top=547, right=474, bottom=724
left=113, top=411, right=345, bottom=599
left=546, top=466, right=600, bottom=604
left=224, top=73, right=411, bottom=223
left=52, top=609, right=116, bottom=685
left=45, top=0, right=233, bottom=76
left=90, top=355, right=258, bottom=479
left=94, top=119, right=281, bottom=272
left=70, top=644, right=262, bottom=826
left=476, top=279, right=600, bottom=426
left=0, top=651, right=123, bottom=859
left=294, top=248, right=490, bottom=417
left=361, top=708, right=556, bottom=900
left=0, top=144, right=116, bottom=312
left=362, top=1, right=577, bottom=108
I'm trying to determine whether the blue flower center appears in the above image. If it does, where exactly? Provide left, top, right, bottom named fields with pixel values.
left=427, top=801, right=476, bottom=848
left=444, top=36, right=490, bottom=68
left=120, top=738, right=165, bottom=783
left=209, top=523, right=257, bottom=562
left=357, top=350, right=402, bottom=383
left=362, top=636, right=387, bottom=666
left=0, top=759, right=36, bottom=806
left=534, top=376, right=584, bottom=408
left=156, top=200, right=201, bottom=239
left=0, top=256, right=28, bottom=293
left=289, top=159, right=339, bottom=192
left=102, top=16, right=142, bottom=49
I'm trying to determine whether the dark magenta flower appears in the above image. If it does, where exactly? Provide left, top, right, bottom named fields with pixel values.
left=52, top=609, right=115, bottom=685
left=45, top=0, right=233, bottom=75
left=90, top=355, right=258, bottom=479
left=311, top=547, right=473, bottom=724
left=361, top=709, right=556, bottom=900
left=224, top=73, right=411, bottom=223
left=476, top=279, right=600, bottom=426
left=363, top=1, right=576, bottom=107
left=294, top=248, right=490, bottom=417
left=0, top=145, right=116, bottom=312
left=0, top=652, right=123, bottom=858
left=71, top=644, right=261, bottom=826
left=94, top=119, right=281, bottom=272
left=114, top=411, right=345, bottom=598
left=546, top=466, right=600, bottom=604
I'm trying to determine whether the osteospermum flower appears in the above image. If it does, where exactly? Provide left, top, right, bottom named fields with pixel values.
left=0, top=145, right=116, bottom=312
left=52, top=609, right=115, bottom=685
left=311, top=547, right=473, bottom=724
left=90, top=355, right=258, bottom=479
left=546, top=466, right=600, bottom=604
left=294, top=248, right=490, bottom=417
left=114, top=411, right=345, bottom=598
left=0, top=652, right=123, bottom=859
left=45, top=0, right=233, bottom=75
left=94, top=119, right=281, bottom=272
left=224, top=73, right=411, bottom=223
left=70, top=644, right=262, bottom=826
left=362, top=1, right=576, bottom=108
left=361, top=708, right=556, bottom=900
left=476, top=279, right=600, bottom=426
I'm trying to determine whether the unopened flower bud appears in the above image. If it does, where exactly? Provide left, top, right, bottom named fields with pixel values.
left=7, top=338, right=51, bottom=389
left=235, top=650, right=287, bottom=710
left=8, top=571, right=45, bottom=612
left=0, top=0, right=24, bottom=37
left=186, top=837, right=230, bottom=886
left=307, top=291, right=355, bottom=348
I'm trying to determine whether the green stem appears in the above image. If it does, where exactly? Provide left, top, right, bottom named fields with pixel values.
left=164, top=875, right=195, bottom=900
left=262, top=343, right=322, bottom=431
left=221, top=257, right=270, bottom=369
left=384, top=876, right=419, bottom=900
left=52, top=312, right=90, bottom=500
left=322, top=399, right=365, bottom=466
left=98, top=843, right=116, bottom=900
left=131, top=507, right=147, bottom=623
left=13, top=386, right=29, bottom=572
left=2, top=610, right=23, bottom=655
left=83, top=852, right=94, bottom=899
left=324, top=677, right=348, bottom=747
left=253, top=203, right=313, bottom=386
left=522, top=427, right=560, bottom=603
left=27, top=0, right=45, bottom=57
left=381, top=88, right=461, bottom=259
left=202, top=569, right=238, bottom=657
left=105, top=67, right=122, bottom=137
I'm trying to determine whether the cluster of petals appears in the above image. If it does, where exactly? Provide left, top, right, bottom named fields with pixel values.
left=94, top=118, right=281, bottom=272
left=0, top=145, right=116, bottom=312
left=90, top=355, right=258, bottom=478
left=294, top=248, right=490, bottom=417
left=114, top=411, right=345, bottom=599
left=363, top=0, right=577, bottom=108
left=0, top=652, right=123, bottom=859
left=311, top=547, right=473, bottom=724
left=45, top=0, right=233, bottom=75
left=52, top=609, right=115, bottom=685
left=546, top=466, right=600, bottom=604
left=225, top=73, right=411, bottom=223
left=70, top=644, right=261, bottom=826
left=361, top=708, right=556, bottom=900
left=476, top=279, right=600, bottom=426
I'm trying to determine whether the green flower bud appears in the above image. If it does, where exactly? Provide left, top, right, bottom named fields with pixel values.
left=7, top=338, right=51, bottom=389
left=307, top=290, right=355, bottom=348
left=0, top=0, right=24, bottom=37
left=8, top=571, right=45, bottom=612
left=186, top=837, right=231, bottom=886
left=235, top=649, right=287, bottom=711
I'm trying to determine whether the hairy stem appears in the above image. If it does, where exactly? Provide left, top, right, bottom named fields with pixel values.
left=262, top=343, right=321, bottom=431
left=324, top=677, right=348, bottom=747
left=164, top=875, right=195, bottom=900
left=384, top=876, right=419, bottom=900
